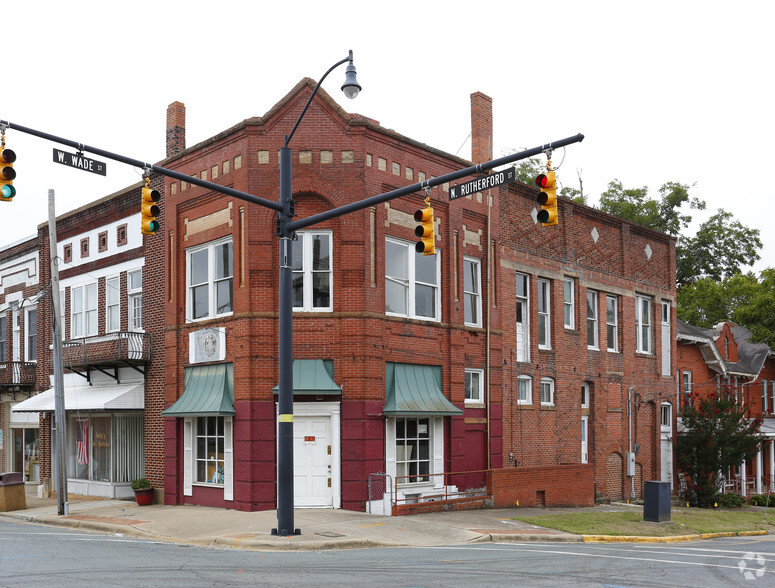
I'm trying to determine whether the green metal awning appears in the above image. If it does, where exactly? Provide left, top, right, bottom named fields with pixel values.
left=384, top=363, right=462, bottom=416
left=272, top=359, right=342, bottom=395
left=162, top=363, right=234, bottom=417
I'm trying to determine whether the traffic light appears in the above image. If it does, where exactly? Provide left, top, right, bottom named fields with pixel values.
left=535, top=168, right=557, bottom=226
left=414, top=202, right=435, bottom=255
left=141, top=180, right=160, bottom=235
left=0, top=146, right=16, bottom=202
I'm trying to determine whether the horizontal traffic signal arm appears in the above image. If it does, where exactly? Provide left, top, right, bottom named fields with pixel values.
left=0, top=118, right=583, bottom=230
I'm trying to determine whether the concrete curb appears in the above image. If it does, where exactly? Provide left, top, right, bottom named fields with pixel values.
left=583, top=530, right=770, bottom=543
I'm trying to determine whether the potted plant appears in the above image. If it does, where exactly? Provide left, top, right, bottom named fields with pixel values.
left=131, top=478, right=154, bottom=506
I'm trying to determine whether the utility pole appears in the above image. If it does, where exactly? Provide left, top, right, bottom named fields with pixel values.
left=48, top=189, right=68, bottom=515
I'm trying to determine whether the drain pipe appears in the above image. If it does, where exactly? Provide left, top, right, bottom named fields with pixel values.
left=628, top=386, right=635, bottom=500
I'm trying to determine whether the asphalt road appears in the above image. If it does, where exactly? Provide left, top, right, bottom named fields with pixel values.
left=1, top=518, right=773, bottom=587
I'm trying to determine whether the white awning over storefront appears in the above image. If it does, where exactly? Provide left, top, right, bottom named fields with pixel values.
left=11, top=384, right=144, bottom=412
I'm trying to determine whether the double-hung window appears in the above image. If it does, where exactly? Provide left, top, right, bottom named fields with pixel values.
left=517, top=375, right=532, bottom=405
left=71, top=283, right=98, bottom=338
left=587, top=290, right=598, bottom=349
left=187, top=238, right=233, bottom=321
left=635, top=294, right=652, bottom=354
left=515, top=273, right=530, bottom=362
left=385, top=237, right=439, bottom=320
left=106, top=276, right=120, bottom=332
left=538, top=279, right=551, bottom=349
left=465, top=368, right=484, bottom=404
left=563, top=278, right=575, bottom=329
left=463, top=257, right=482, bottom=327
left=606, top=295, right=618, bottom=351
left=0, top=316, right=6, bottom=360
left=762, top=381, right=769, bottom=414
left=540, top=377, right=555, bottom=406
left=127, top=269, right=143, bottom=331
left=25, top=307, right=37, bottom=362
left=292, top=231, right=332, bottom=311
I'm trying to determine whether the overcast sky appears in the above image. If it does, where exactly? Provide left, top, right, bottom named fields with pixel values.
left=2, top=1, right=772, bottom=275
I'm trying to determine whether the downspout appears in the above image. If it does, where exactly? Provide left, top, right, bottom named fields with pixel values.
left=486, top=187, right=492, bottom=470
left=628, top=386, right=635, bottom=500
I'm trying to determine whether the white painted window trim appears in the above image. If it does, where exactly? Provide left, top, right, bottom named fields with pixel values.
left=293, top=230, right=333, bottom=312
left=517, top=375, right=532, bottom=405
left=587, top=290, right=599, bottom=350
left=606, top=295, right=619, bottom=352
left=563, top=278, right=575, bottom=330
left=186, top=237, right=234, bottom=322
left=463, top=256, right=482, bottom=328
left=538, top=279, right=551, bottom=350
left=385, top=237, right=441, bottom=322
left=465, top=368, right=485, bottom=404
left=540, top=377, right=555, bottom=406
left=105, top=275, right=121, bottom=333
left=636, top=294, right=653, bottom=354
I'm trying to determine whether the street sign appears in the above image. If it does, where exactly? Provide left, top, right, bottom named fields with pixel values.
left=449, top=168, right=515, bottom=200
left=53, top=148, right=107, bottom=176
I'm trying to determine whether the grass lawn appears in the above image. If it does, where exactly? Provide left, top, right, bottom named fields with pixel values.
left=512, top=507, right=775, bottom=537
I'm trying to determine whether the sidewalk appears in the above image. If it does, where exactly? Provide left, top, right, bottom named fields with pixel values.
left=1, top=491, right=588, bottom=551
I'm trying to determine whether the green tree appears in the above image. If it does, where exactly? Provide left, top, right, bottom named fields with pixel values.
left=677, top=270, right=775, bottom=343
left=677, top=209, right=762, bottom=287
left=677, top=393, right=762, bottom=508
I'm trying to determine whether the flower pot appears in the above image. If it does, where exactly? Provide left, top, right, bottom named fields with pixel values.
left=134, top=487, right=154, bottom=506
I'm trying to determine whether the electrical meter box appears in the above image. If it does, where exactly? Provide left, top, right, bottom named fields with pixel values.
left=626, top=452, right=636, bottom=477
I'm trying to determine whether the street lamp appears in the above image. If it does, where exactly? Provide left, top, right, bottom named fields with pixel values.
left=273, top=51, right=361, bottom=537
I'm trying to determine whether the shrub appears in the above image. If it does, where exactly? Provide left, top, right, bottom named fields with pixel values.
left=716, top=492, right=745, bottom=508
left=749, top=494, right=775, bottom=507
left=131, top=478, right=152, bottom=490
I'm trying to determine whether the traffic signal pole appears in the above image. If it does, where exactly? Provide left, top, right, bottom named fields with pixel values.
left=2, top=108, right=583, bottom=536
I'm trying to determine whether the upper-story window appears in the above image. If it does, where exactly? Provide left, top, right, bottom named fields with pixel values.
left=292, top=231, right=332, bottom=312
left=72, top=283, right=98, bottom=338
left=0, top=316, right=6, bottom=360
left=106, top=276, right=120, bottom=333
left=465, top=368, right=484, bottom=404
left=517, top=375, right=532, bottom=405
left=635, top=294, right=652, bottom=354
left=385, top=237, right=439, bottom=321
left=463, top=257, right=482, bottom=327
left=25, top=307, right=37, bottom=362
left=538, top=279, right=551, bottom=349
left=586, top=290, right=598, bottom=349
left=128, top=269, right=143, bottom=331
left=187, top=238, right=233, bottom=321
left=581, top=382, right=590, bottom=408
left=661, top=403, right=672, bottom=431
left=540, top=377, right=555, bottom=406
left=606, top=295, right=618, bottom=352
left=515, top=273, right=530, bottom=363
left=563, top=278, right=575, bottom=329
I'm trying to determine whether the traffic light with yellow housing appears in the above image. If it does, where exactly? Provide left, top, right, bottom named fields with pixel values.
left=414, top=200, right=435, bottom=255
left=535, top=166, right=557, bottom=226
left=141, top=179, right=160, bottom=235
left=0, top=142, right=16, bottom=202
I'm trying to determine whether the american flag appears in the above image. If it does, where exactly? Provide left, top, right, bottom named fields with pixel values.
left=76, top=419, right=89, bottom=465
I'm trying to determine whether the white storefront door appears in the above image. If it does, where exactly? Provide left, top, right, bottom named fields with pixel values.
left=291, top=402, right=340, bottom=508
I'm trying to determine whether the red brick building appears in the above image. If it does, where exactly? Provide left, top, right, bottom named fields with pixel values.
left=3, top=80, right=676, bottom=512
left=677, top=320, right=775, bottom=495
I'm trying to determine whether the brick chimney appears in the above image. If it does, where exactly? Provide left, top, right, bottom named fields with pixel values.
left=470, top=92, right=493, bottom=165
left=166, top=101, right=186, bottom=157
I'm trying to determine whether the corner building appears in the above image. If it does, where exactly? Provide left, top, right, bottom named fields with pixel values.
left=152, top=80, right=675, bottom=511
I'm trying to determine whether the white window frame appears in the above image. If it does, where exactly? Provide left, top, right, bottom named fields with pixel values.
left=762, top=380, right=768, bottom=414
left=581, top=415, right=589, bottom=464
left=183, top=415, right=234, bottom=501
left=106, top=275, right=120, bottom=333
left=71, top=283, right=98, bottom=338
left=385, top=237, right=440, bottom=321
left=586, top=290, right=598, bottom=349
left=515, top=273, right=530, bottom=363
left=388, top=416, right=445, bottom=487
left=25, top=305, right=37, bottom=362
left=581, top=382, right=590, bottom=408
left=464, top=368, right=484, bottom=404
left=540, top=377, right=555, bottom=406
left=660, top=403, right=672, bottom=432
left=517, top=375, right=532, bottom=405
left=127, top=269, right=143, bottom=332
left=606, top=295, right=618, bottom=352
left=292, top=230, right=333, bottom=312
left=186, top=238, right=234, bottom=321
left=463, top=257, right=482, bottom=327
left=0, top=315, right=6, bottom=360
left=563, top=278, right=575, bottom=329
left=682, top=370, right=692, bottom=402
left=636, top=294, right=652, bottom=354
left=538, top=279, right=551, bottom=350
left=770, top=381, right=775, bottom=415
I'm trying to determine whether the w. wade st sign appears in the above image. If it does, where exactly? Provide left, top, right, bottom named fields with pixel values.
left=53, top=148, right=107, bottom=176
left=449, top=167, right=515, bottom=200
